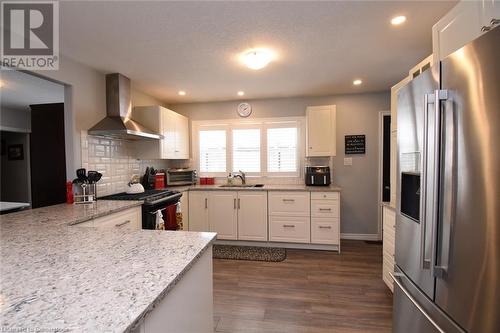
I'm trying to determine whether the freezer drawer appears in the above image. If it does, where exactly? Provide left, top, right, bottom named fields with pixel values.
left=393, top=267, right=465, bottom=333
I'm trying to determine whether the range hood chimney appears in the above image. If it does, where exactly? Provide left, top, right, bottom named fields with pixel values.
left=88, top=73, right=161, bottom=140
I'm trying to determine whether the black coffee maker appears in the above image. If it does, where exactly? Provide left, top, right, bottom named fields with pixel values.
left=305, top=166, right=331, bottom=186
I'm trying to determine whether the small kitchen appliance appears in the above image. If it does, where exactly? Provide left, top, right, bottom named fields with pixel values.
left=166, top=169, right=197, bottom=186
left=305, top=166, right=331, bottom=186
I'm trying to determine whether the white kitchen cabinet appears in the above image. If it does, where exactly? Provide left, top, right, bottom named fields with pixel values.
left=238, top=192, right=268, bottom=241
left=269, top=215, right=311, bottom=243
left=209, top=191, right=238, bottom=240
left=179, top=190, right=189, bottom=231
left=382, top=205, right=396, bottom=292
left=268, top=191, right=310, bottom=217
left=310, top=192, right=340, bottom=247
left=133, top=106, right=190, bottom=160
left=432, top=0, right=499, bottom=61
left=188, top=191, right=209, bottom=232
left=306, top=105, right=336, bottom=157
left=75, top=206, right=141, bottom=230
left=268, top=191, right=311, bottom=243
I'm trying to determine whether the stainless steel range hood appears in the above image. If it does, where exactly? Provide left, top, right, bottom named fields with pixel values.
left=88, top=73, right=161, bottom=140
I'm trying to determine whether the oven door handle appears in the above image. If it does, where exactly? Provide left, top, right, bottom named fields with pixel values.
left=144, top=193, right=182, bottom=206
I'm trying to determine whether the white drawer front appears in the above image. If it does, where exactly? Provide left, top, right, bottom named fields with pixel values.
left=269, top=216, right=310, bottom=243
left=268, top=192, right=310, bottom=216
left=311, top=217, right=339, bottom=245
left=311, top=192, right=339, bottom=201
left=311, top=200, right=339, bottom=218
left=93, top=207, right=141, bottom=230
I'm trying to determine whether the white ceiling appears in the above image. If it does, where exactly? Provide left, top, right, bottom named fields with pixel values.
left=0, top=70, right=65, bottom=111
left=59, top=1, right=456, bottom=103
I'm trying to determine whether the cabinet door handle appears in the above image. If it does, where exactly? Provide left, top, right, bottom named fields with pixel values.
left=115, top=220, right=131, bottom=227
left=319, top=208, right=332, bottom=211
left=205, top=198, right=208, bottom=209
left=238, top=198, right=241, bottom=209
left=282, top=199, right=295, bottom=202
left=319, top=225, right=332, bottom=229
left=283, top=224, right=295, bottom=228
left=234, top=198, right=236, bottom=209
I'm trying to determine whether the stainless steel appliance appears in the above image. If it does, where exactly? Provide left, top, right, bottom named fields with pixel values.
left=394, top=27, right=499, bottom=333
left=88, top=73, right=161, bottom=140
left=166, top=169, right=198, bottom=186
left=100, top=189, right=182, bottom=229
left=305, top=166, right=331, bottom=186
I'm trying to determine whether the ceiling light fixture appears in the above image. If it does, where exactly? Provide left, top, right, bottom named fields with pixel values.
left=241, top=48, right=275, bottom=70
left=178, top=91, right=186, bottom=96
left=353, top=79, right=362, bottom=86
left=391, top=15, right=407, bottom=25
left=237, top=91, right=245, bottom=96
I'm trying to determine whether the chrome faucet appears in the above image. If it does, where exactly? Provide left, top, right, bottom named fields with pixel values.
left=233, top=170, right=246, bottom=185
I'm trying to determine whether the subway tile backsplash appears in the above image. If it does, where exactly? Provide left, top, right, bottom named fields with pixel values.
left=80, top=131, right=169, bottom=197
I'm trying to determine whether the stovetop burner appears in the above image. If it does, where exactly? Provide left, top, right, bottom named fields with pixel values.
left=100, top=189, right=179, bottom=203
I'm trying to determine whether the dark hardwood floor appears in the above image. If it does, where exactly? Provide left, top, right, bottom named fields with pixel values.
left=213, top=240, right=393, bottom=333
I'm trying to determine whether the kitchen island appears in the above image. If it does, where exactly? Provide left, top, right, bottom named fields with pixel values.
left=0, top=201, right=216, bottom=333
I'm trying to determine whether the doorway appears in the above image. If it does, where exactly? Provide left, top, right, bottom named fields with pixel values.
left=0, top=69, right=66, bottom=209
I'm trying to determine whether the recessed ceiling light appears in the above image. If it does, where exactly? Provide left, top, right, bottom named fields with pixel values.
left=178, top=91, right=186, bottom=96
left=240, top=48, right=275, bottom=70
left=391, top=15, right=406, bottom=25
left=353, top=79, right=362, bottom=86
left=237, top=91, right=245, bottom=96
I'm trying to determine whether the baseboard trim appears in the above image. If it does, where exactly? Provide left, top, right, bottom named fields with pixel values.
left=215, top=240, right=340, bottom=252
left=341, top=233, right=381, bottom=241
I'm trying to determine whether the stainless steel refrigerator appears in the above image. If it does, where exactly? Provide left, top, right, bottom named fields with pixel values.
left=393, top=27, right=499, bottom=333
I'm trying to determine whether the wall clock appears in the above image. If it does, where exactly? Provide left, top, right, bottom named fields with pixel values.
left=237, top=102, right=252, bottom=118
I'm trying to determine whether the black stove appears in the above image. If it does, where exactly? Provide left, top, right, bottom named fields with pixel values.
left=100, top=189, right=183, bottom=230
left=100, top=189, right=180, bottom=205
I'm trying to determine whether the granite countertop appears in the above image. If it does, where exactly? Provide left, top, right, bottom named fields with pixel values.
left=0, top=201, right=217, bottom=332
left=182, top=184, right=342, bottom=192
left=0, top=200, right=143, bottom=228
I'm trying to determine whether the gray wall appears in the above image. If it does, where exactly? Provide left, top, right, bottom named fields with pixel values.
left=171, top=91, right=390, bottom=236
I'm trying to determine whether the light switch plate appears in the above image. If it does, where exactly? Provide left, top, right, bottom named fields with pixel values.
left=344, top=157, right=353, bottom=166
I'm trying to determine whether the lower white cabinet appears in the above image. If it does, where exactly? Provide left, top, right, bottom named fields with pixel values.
left=188, top=191, right=209, bottom=232
left=76, top=206, right=142, bottom=230
left=310, top=193, right=340, bottom=246
left=179, top=190, right=189, bottom=231
left=188, top=191, right=268, bottom=241
left=269, top=215, right=310, bottom=243
left=238, top=192, right=268, bottom=241
left=382, top=205, right=396, bottom=292
left=209, top=191, right=238, bottom=240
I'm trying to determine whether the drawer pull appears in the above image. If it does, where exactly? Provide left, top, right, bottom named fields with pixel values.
left=282, top=199, right=295, bottom=202
left=319, top=208, right=332, bottom=211
left=319, top=225, right=332, bottom=229
left=283, top=224, right=295, bottom=228
left=115, top=220, right=131, bottom=227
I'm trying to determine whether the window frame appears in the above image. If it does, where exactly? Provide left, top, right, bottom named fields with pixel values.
left=192, top=117, right=304, bottom=178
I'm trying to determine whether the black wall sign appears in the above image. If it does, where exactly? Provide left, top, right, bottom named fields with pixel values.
left=345, top=135, right=366, bottom=154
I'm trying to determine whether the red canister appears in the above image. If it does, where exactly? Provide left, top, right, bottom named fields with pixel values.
left=155, top=173, right=165, bottom=189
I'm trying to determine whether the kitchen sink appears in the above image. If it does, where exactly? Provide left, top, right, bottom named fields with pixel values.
left=219, top=184, right=265, bottom=188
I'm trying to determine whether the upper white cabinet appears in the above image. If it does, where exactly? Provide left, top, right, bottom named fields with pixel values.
left=133, top=106, right=190, bottom=160
left=432, top=0, right=500, bottom=61
left=306, top=105, right=336, bottom=157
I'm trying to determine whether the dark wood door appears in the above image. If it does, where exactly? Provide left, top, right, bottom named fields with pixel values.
left=30, top=103, right=66, bottom=208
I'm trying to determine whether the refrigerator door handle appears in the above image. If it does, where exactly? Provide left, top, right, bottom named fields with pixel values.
left=431, top=89, right=449, bottom=279
left=420, top=93, right=433, bottom=270
left=391, top=272, right=446, bottom=333
left=434, top=91, right=453, bottom=279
